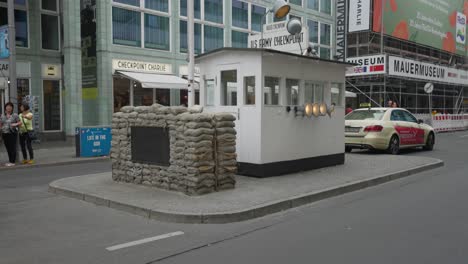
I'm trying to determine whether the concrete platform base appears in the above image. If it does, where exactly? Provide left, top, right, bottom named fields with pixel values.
left=49, top=154, right=443, bottom=224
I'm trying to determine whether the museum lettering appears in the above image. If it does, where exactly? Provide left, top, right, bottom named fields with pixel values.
left=393, top=60, right=445, bottom=79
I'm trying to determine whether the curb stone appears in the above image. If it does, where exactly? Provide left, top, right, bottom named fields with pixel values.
left=49, top=159, right=444, bottom=224
left=0, top=157, right=109, bottom=171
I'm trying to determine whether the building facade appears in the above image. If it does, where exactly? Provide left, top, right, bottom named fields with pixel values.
left=345, top=0, right=468, bottom=114
left=0, top=0, right=338, bottom=138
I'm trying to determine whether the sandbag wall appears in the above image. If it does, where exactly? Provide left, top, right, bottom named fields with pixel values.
left=111, top=104, right=237, bottom=195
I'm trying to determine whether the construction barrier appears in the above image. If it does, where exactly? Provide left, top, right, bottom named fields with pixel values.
left=414, top=114, right=468, bottom=133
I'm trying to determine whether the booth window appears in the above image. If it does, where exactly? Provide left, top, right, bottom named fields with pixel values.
left=144, top=14, right=170, bottom=50
left=286, top=79, right=300, bottom=105
left=244, top=76, right=255, bottom=105
left=205, top=0, right=223, bottom=24
left=232, top=31, right=249, bottom=48
left=221, top=70, right=237, bottom=106
left=264, top=77, right=280, bottom=105
left=180, top=0, right=201, bottom=18
left=205, top=79, right=215, bottom=106
left=180, top=21, right=202, bottom=54
left=331, top=82, right=343, bottom=106
left=304, top=81, right=324, bottom=103
left=112, top=7, right=141, bottom=47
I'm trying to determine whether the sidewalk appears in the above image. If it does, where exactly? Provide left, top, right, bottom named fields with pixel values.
left=0, top=141, right=109, bottom=170
left=49, top=153, right=443, bottom=224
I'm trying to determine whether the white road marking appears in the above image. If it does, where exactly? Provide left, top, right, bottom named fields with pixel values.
left=460, top=135, right=468, bottom=138
left=106, top=231, right=184, bottom=251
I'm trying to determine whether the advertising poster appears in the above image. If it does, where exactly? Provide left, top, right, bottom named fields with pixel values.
left=0, top=26, right=9, bottom=59
left=373, top=0, right=468, bottom=55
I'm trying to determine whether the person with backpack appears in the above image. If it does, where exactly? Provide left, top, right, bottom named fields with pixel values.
left=19, top=103, right=35, bottom=164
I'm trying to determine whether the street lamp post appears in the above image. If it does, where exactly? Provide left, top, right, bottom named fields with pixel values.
left=7, top=0, right=17, bottom=111
left=187, top=0, right=195, bottom=107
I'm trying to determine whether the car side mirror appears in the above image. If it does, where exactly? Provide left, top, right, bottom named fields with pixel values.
left=418, top=119, right=424, bottom=124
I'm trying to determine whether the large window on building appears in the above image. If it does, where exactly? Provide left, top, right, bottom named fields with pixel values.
left=308, top=20, right=332, bottom=59
left=180, top=21, right=202, bottom=54
left=232, top=31, right=248, bottom=48
left=307, top=0, right=318, bottom=10
left=112, top=1, right=170, bottom=49
left=320, top=0, right=331, bottom=14
left=290, top=0, right=302, bottom=6
left=264, top=77, right=280, bottom=105
left=251, top=5, right=265, bottom=32
left=232, top=0, right=248, bottom=29
left=41, top=14, right=59, bottom=50
left=0, top=5, right=28, bottom=48
left=133, top=82, right=153, bottom=106
left=204, top=25, right=223, bottom=52
left=221, top=70, right=237, bottom=106
left=180, top=21, right=202, bottom=53
left=205, top=0, right=223, bottom=23
left=41, top=0, right=58, bottom=11
left=145, top=0, right=168, bottom=12
left=180, top=0, right=201, bottom=18
left=112, top=7, right=141, bottom=47
left=113, top=76, right=130, bottom=113
left=43, top=80, right=61, bottom=131
left=144, top=14, right=170, bottom=50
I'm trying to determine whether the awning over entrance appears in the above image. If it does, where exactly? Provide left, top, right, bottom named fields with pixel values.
left=116, top=71, right=188, bottom=89
left=331, top=87, right=357, bottom=98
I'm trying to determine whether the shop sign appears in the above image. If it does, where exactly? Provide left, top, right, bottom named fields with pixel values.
left=0, top=61, right=31, bottom=77
left=335, top=0, right=347, bottom=61
left=346, top=55, right=386, bottom=76
left=388, top=56, right=468, bottom=85
left=41, top=64, right=61, bottom=79
left=348, top=0, right=370, bottom=32
left=248, top=24, right=308, bottom=55
left=112, top=59, right=172, bottom=74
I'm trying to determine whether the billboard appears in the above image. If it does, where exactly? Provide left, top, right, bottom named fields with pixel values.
left=349, top=0, right=370, bottom=32
left=0, top=26, right=9, bottom=59
left=372, top=0, right=468, bottom=55
left=346, top=55, right=386, bottom=76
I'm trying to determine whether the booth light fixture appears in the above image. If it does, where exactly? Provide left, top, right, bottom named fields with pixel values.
left=312, top=103, right=320, bottom=117
left=304, top=103, right=313, bottom=117
left=319, top=103, right=328, bottom=116
left=272, top=0, right=291, bottom=19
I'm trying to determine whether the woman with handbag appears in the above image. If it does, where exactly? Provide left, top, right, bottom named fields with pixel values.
left=0, top=102, right=21, bottom=167
left=19, top=104, right=35, bottom=164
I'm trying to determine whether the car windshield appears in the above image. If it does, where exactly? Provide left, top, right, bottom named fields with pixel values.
left=345, top=110, right=386, bottom=120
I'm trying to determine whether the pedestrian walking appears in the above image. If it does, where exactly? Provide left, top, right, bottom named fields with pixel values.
left=0, top=102, right=21, bottom=167
left=19, top=104, right=35, bottom=164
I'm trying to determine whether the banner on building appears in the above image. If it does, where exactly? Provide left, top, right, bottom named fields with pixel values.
left=348, top=0, right=370, bottom=32
left=248, top=23, right=308, bottom=55
left=372, top=0, right=468, bottom=56
left=335, top=0, right=347, bottom=61
left=346, top=55, right=386, bottom=76
left=0, top=26, right=9, bottom=59
left=388, top=56, right=468, bottom=85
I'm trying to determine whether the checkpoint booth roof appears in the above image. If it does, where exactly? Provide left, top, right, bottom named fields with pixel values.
left=196, top=48, right=354, bottom=177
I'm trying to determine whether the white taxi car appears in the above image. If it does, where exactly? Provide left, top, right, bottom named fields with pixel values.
left=345, top=108, right=435, bottom=154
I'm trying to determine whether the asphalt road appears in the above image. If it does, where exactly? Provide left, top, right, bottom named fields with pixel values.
left=1, top=132, right=467, bottom=264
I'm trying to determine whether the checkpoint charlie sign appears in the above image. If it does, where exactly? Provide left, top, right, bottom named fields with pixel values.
left=248, top=21, right=308, bottom=54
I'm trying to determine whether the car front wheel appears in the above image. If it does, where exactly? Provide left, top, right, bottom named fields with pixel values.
left=423, top=133, right=435, bottom=151
left=387, top=135, right=400, bottom=155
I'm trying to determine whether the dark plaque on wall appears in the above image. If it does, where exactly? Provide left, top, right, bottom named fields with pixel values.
left=131, top=127, right=170, bottom=166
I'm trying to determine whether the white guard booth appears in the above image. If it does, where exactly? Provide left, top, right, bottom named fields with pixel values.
left=196, top=48, right=353, bottom=177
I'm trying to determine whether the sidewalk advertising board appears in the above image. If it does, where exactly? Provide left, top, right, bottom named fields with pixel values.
left=248, top=21, right=308, bottom=55
left=0, top=26, right=8, bottom=59
left=75, top=126, right=111, bottom=157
